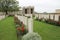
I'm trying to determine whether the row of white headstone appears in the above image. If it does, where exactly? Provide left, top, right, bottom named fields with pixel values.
left=15, top=14, right=33, bottom=33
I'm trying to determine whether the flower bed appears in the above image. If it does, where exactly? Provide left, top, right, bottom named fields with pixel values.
left=44, top=19, right=60, bottom=26
left=14, top=16, right=28, bottom=37
left=35, top=17, right=60, bottom=26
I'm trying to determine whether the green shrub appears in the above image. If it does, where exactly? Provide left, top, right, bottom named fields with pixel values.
left=56, top=21, right=60, bottom=26
left=20, top=28, right=28, bottom=36
left=35, top=17, right=39, bottom=20
left=38, top=18, right=43, bottom=21
left=33, top=15, right=35, bottom=18
left=27, top=16, right=31, bottom=18
left=45, top=19, right=60, bottom=26
left=16, top=27, right=28, bottom=36
left=44, top=19, right=48, bottom=23
left=22, top=32, right=41, bottom=40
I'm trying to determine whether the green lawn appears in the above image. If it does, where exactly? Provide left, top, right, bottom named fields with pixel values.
left=33, top=20, right=60, bottom=40
left=0, top=17, right=17, bottom=40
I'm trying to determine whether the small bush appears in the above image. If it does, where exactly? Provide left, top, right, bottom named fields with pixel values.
left=16, top=27, right=28, bottom=36
left=56, top=21, right=60, bottom=26
left=38, top=18, right=43, bottom=21
left=44, top=19, right=60, bottom=26
left=16, top=23, right=28, bottom=36
left=33, top=15, right=35, bottom=17
left=27, top=16, right=31, bottom=18
left=44, top=19, right=48, bottom=23
left=39, top=19, right=42, bottom=21
left=22, top=32, right=41, bottom=40
left=35, top=17, right=39, bottom=20
left=21, top=28, right=28, bottom=35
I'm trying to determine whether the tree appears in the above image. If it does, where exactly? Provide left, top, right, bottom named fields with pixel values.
left=0, top=0, right=20, bottom=15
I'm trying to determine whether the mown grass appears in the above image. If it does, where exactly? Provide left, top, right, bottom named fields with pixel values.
left=0, top=16, right=17, bottom=40
left=33, top=20, right=60, bottom=40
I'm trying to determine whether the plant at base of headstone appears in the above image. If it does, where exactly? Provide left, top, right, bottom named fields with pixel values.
left=33, top=15, right=35, bottom=17
left=27, top=16, right=31, bottom=18
left=17, top=27, right=21, bottom=31
left=20, top=24, right=28, bottom=36
left=16, top=23, right=28, bottom=36
left=35, top=17, right=39, bottom=20
left=22, top=32, right=41, bottom=40
left=16, top=24, right=20, bottom=28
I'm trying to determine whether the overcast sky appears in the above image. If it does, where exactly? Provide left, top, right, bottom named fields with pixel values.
left=17, top=0, right=60, bottom=13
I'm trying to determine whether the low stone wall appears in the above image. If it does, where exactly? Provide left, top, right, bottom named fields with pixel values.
left=0, top=15, right=5, bottom=20
left=0, top=11, right=22, bottom=15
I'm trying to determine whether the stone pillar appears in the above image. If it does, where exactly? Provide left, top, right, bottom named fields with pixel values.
left=53, top=14, right=55, bottom=20
left=28, top=16, right=33, bottom=33
left=49, top=14, right=50, bottom=19
left=22, top=7, right=25, bottom=15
